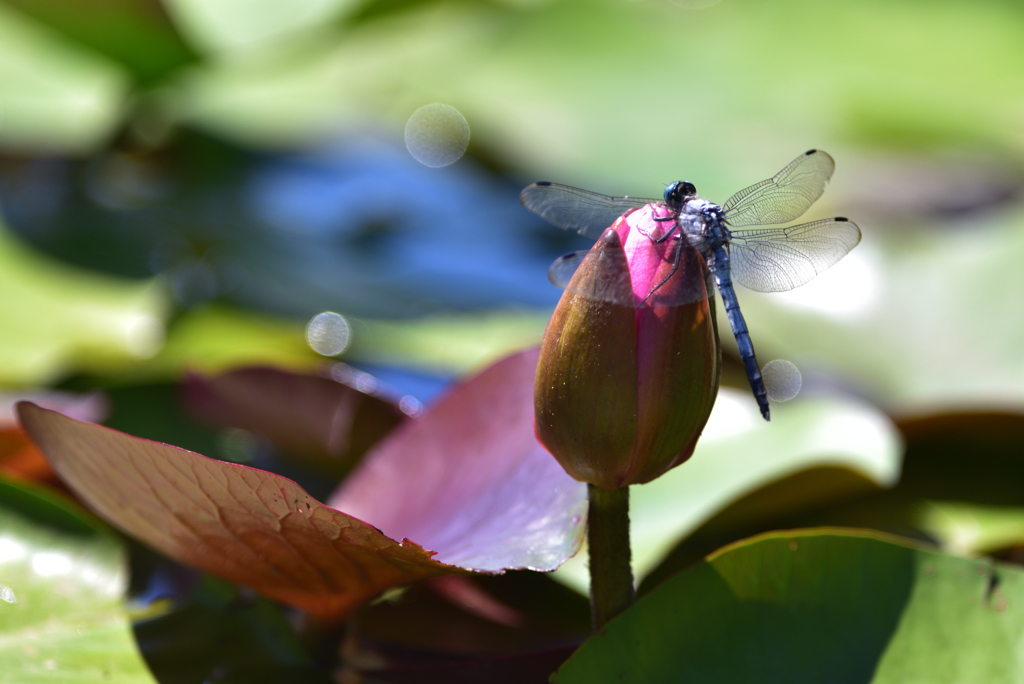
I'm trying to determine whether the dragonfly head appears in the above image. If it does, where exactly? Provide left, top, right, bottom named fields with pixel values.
left=664, top=181, right=697, bottom=212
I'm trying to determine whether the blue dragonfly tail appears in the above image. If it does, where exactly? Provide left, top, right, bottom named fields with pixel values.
left=710, top=245, right=770, bottom=421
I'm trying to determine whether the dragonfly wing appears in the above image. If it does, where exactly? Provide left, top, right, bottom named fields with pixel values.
left=548, top=250, right=589, bottom=289
left=521, top=182, right=656, bottom=239
left=721, top=149, right=836, bottom=227
left=548, top=249, right=635, bottom=305
left=729, top=217, right=862, bottom=292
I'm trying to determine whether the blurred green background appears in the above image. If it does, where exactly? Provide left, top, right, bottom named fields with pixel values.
left=2, top=0, right=1024, bottom=678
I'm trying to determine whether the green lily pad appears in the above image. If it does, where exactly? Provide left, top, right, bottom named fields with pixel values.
left=169, top=4, right=493, bottom=147
left=163, top=0, right=361, bottom=55
left=0, top=221, right=168, bottom=387
left=553, top=388, right=902, bottom=594
left=556, top=529, right=1024, bottom=683
left=0, top=477, right=154, bottom=682
left=1, top=0, right=197, bottom=85
left=129, top=304, right=321, bottom=382
left=0, top=3, right=128, bottom=154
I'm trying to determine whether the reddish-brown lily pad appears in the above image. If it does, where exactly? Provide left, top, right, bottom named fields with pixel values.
left=17, top=401, right=452, bottom=621
left=17, top=348, right=586, bottom=620
left=1, top=391, right=106, bottom=487
left=182, top=364, right=407, bottom=478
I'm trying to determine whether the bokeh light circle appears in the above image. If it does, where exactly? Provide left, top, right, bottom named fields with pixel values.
left=398, top=395, right=423, bottom=416
left=762, top=359, right=802, bottom=402
left=306, top=312, right=350, bottom=356
left=405, top=103, right=470, bottom=167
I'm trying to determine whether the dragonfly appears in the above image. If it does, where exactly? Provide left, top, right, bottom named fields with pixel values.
left=520, top=149, right=861, bottom=421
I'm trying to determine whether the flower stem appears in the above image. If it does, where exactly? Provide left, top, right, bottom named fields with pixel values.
left=587, top=483, right=634, bottom=631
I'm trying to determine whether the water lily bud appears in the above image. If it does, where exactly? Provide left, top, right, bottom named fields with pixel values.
left=535, top=205, right=720, bottom=489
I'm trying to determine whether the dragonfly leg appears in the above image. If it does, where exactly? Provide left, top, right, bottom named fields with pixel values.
left=651, top=216, right=679, bottom=243
left=638, top=216, right=679, bottom=243
left=641, top=237, right=682, bottom=303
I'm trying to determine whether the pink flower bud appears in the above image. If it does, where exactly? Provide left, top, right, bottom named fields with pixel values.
left=535, top=205, right=720, bottom=489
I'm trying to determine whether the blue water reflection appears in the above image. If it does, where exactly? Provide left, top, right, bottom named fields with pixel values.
left=0, top=133, right=591, bottom=320
left=241, top=138, right=588, bottom=317
left=346, top=360, right=452, bottom=406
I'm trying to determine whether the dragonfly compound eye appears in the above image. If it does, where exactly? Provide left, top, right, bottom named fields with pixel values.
left=663, top=181, right=697, bottom=210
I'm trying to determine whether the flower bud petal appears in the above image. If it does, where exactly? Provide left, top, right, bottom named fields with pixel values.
left=628, top=224, right=719, bottom=484
left=535, top=228, right=638, bottom=488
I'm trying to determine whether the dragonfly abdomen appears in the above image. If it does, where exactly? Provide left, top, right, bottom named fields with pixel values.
left=710, top=243, right=770, bottom=421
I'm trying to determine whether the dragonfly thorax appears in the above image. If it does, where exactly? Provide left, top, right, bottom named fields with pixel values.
left=689, top=199, right=723, bottom=224
left=678, top=199, right=730, bottom=249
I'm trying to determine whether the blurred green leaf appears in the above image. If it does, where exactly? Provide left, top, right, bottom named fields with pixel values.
left=0, top=2, right=128, bottom=153
left=1, top=0, right=197, bottom=85
left=0, top=476, right=154, bottom=683
left=0, top=221, right=168, bottom=387
left=553, top=389, right=903, bottom=594
left=163, top=0, right=363, bottom=55
left=170, top=3, right=492, bottom=147
left=917, top=500, right=1024, bottom=557
left=556, top=529, right=1024, bottom=683
left=347, top=309, right=548, bottom=375
left=130, top=304, right=320, bottom=381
